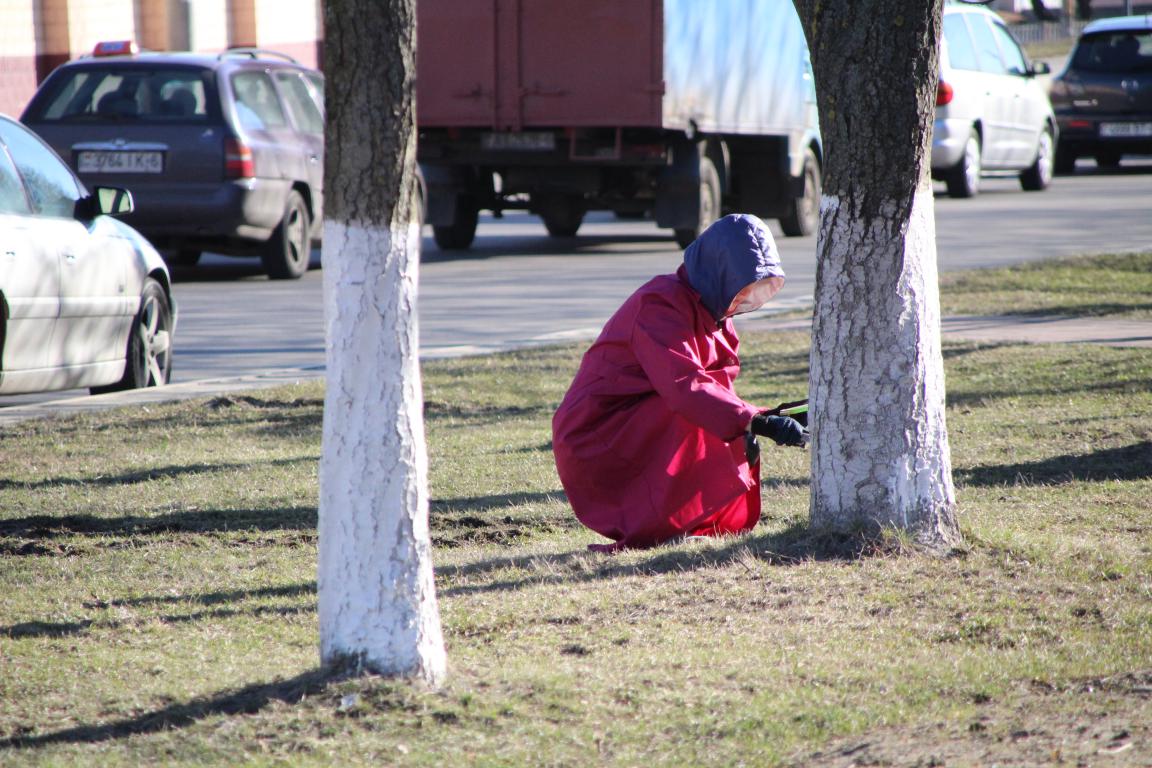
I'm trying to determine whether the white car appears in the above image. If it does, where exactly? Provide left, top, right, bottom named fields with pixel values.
left=0, top=114, right=175, bottom=396
left=932, top=3, right=1058, bottom=198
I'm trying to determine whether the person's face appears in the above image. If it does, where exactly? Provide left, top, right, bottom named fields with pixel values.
left=724, top=276, right=785, bottom=318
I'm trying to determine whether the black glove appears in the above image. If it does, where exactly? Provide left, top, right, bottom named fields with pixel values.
left=750, top=413, right=809, bottom=448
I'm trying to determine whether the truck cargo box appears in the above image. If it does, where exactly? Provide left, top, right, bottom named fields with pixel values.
left=416, top=0, right=821, bottom=249
left=418, top=0, right=812, bottom=136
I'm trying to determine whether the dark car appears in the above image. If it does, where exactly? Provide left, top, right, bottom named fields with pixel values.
left=21, top=42, right=324, bottom=279
left=1049, top=16, right=1152, bottom=173
left=0, top=113, right=175, bottom=396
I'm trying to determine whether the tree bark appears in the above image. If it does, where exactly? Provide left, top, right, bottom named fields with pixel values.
left=792, top=0, right=961, bottom=550
left=318, top=0, right=446, bottom=684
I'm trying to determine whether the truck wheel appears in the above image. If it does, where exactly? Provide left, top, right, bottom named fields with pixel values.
left=539, top=195, right=586, bottom=237
left=674, top=156, right=720, bottom=249
left=261, top=191, right=311, bottom=279
left=780, top=148, right=821, bottom=237
left=945, top=131, right=981, bottom=199
left=432, top=196, right=478, bottom=250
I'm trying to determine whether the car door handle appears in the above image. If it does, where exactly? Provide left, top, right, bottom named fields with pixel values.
left=64, top=252, right=77, bottom=262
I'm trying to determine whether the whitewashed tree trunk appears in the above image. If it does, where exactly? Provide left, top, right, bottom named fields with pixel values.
left=318, top=0, right=446, bottom=684
left=793, top=0, right=962, bottom=549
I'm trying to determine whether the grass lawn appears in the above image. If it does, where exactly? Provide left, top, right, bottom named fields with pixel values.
left=1, top=258, right=1150, bottom=766
left=941, top=251, right=1152, bottom=320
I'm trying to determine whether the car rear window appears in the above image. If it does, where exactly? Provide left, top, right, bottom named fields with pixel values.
left=1072, top=31, right=1152, bottom=73
left=28, top=67, right=213, bottom=123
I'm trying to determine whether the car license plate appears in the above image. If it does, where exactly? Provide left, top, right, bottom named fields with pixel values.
left=481, top=132, right=556, bottom=151
left=1099, top=122, right=1152, bottom=138
left=77, top=150, right=164, bottom=174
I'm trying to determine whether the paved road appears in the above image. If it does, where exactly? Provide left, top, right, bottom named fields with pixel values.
left=2, top=161, right=1150, bottom=411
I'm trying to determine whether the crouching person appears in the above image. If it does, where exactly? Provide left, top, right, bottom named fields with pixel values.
left=552, top=214, right=808, bottom=552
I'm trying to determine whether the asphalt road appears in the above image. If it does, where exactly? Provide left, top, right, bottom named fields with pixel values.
left=3, top=160, right=1150, bottom=409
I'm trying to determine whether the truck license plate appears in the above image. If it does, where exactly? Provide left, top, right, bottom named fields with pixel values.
left=1099, top=122, right=1152, bottom=138
left=77, top=150, right=164, bottom=174
left=481, top=132, right=556, bottom=151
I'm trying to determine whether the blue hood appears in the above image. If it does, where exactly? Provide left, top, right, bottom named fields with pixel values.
left=683, top=214, right=785, bottom=321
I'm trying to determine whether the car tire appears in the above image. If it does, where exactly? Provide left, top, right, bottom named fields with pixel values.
left=1054, top=143, right=1077, bottom=175
left=91, top=278, right=173, bottom=394
left=166, top=249, right=202, bottom=267
left=1095, top=152, right=1122, bottom=169
left=1020, top=126, right=1055, bottom=192
left=538, top=195, right=586, bottom=238
left=261, top=190, right=311, bottom=280
left=674, top=155, right=721, bottom=249
left=945, top=131, right=981, bottom=199
left=432, top=195, right=479, bottom=250
left=780, top=147, right=821, bottom=237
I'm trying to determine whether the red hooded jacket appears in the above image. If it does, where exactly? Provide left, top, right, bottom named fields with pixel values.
left=552, top=265, right=762, bottom=551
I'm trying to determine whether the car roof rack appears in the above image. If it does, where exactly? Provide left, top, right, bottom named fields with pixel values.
left=218, top=48, right=299, bottom=64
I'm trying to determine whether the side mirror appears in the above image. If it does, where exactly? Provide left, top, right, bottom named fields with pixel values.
left=74, top=186, right=134, bottom=220
left=1030, top=61, right=1052, bottom=77
left=96, top=186, right=135, bottom=215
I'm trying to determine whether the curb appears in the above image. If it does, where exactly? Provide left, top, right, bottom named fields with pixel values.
left=4, top=315, right=1150, bottom=427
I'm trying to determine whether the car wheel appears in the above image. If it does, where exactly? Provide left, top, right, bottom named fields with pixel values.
left=945, top=131, right=981, bottom=199
left=674, top=155, right=721, bottom=249
left=1020, top=126, right=1054, bottom=191
left=170, top=249, right=201, bottom=267
left=780, top=147, right=821, bottom=237
left=1095, top=152, right=1122, bottom=169
left=538, top=194, right=586, bottom=238
left=261, top=190, right=311, bottom=280
left=1054, top=143, right=1077, bottom=175
left=90, top=278, right=173, bottom=394
left=432, top=195, right=479, bottom=250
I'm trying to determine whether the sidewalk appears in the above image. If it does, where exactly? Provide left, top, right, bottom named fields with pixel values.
left=755, top=313, right=1152, bottom=349
left=2, top=314, right=1150, bottom=427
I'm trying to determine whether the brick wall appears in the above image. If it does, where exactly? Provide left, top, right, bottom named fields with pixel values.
left=2, top=0, right=323, bottom=116
left=0, top=3, right=39, bottom=115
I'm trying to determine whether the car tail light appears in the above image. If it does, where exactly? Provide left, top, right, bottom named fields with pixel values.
left=936, top=80, right=954, bottom=107
left=1067, top=119, right=1092, bottom=130
left=225, top=137, right=254, bottom=179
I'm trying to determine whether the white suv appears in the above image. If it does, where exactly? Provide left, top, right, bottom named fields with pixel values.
left=931, top=3, right=1057, bottom=198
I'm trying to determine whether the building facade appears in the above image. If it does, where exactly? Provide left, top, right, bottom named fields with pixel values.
left=1, top=0, right=323, bottom=116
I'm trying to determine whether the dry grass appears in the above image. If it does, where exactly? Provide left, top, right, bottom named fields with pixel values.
left=1, top=326, right=1150, bottom=765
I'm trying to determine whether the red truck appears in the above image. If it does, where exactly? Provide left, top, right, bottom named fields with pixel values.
left=416, top=0, right=822, bottom=249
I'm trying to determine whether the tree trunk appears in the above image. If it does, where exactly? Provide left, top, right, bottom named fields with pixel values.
left=792, top=0, right=961, bottom=550
left=318, top=0, right=446, bottom=684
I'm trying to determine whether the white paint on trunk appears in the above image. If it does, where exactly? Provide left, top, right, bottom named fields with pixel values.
left=318, top=218, right=447, bottom=686
left=809, top=187, right=959, bottom=547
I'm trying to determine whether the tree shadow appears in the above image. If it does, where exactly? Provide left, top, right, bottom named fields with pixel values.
left=1, top=604, right=311, bottom=641
left=0, top=457, right=305, bottom=492
left=0, top=504, right=317, bottom=544
left=955, top=440, right=1152, bottom=487
left=0, top=668, right=333, bottom=751
left=438, top=521, right=882, bottom=599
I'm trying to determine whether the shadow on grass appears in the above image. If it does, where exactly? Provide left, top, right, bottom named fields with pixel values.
left=956, top=440, right=1152, bottom=486
left=1, top=583, right=318, bottom=640
left=0, top=668, right=333, bottom=751
left=439, top=521, right=884, bottom=599
left=1, top=604, right=312, bottom=640
left=0, top=505, right=317, bottom=545
left=0, top=456, right=312, bottom=492
left=432, top=490, right=565, bottom=513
